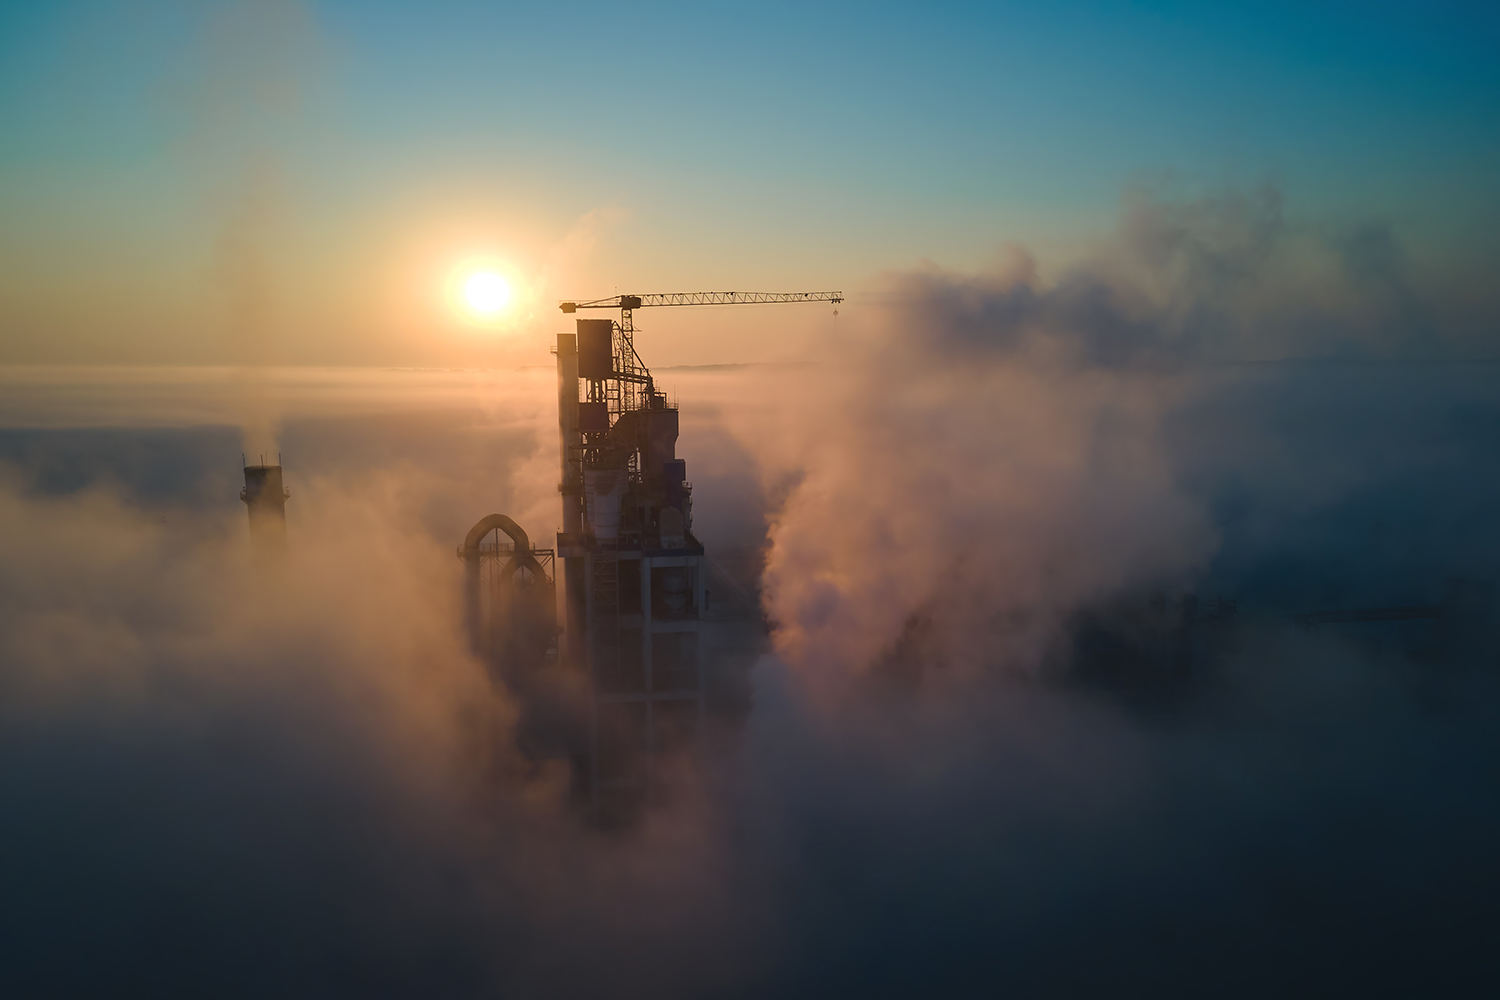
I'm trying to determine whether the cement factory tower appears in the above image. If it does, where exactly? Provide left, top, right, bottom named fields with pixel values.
left=555, top=290, right=840, bottom=822
left=241, top=459, right=289, bottom=550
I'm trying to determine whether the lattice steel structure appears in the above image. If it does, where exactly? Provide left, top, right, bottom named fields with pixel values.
left=561, top=290, right=843, bottom=311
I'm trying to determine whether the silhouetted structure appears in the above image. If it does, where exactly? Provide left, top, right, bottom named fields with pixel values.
left=556, top=290, right=838, bottom=824
left=1291, top=579, right=1496, bottom=667
left=1293, top=605, right=1442, bottom=627
left=459, top=513, right=557, bottom=672
left=241, top=461, right=288, bottom=550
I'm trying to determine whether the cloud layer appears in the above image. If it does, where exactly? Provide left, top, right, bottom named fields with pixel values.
left=2, top=192, right=1499, bottom=997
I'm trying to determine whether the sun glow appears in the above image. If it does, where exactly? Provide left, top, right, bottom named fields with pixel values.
left=463, top=270, right=511, bottom=315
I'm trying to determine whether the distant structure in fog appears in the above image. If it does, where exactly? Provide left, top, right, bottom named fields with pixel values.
left=556, top=290, right=840, bottom=823
left=241, top=458, right=289, bottom=549
left=459, top=513, right=557, bottom=674
left=1291, top=578, right=1496, bottom=667
left=458, top=513, right=587, bottom=779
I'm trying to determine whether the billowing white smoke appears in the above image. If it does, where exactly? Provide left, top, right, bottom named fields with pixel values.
left=759, top=344, right=1213, bottom=686
left=750, top=187, right=1495, bottom=689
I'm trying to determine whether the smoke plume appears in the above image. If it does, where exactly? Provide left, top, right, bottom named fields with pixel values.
left=187, top=0, right=325, bottom=460
left=751, top=187, right=1498, bottom=692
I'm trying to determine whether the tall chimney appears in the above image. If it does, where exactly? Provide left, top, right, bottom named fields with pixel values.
left=241, top=462, right=288, bottom=549
left=557, top=333, right=582, bottom=535
left=556, top=333, right=585, bottom=656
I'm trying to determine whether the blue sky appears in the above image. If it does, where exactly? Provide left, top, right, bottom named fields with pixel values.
left=1, top=0, right=1496, bottom=364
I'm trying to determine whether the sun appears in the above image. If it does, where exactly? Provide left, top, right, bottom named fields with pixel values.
left=463, top=270, right=511, bottom=315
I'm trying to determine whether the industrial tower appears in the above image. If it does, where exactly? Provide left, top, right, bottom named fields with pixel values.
left=555, top=290, right=840, bottom=822
left=241, top=459, right=289, bottom=550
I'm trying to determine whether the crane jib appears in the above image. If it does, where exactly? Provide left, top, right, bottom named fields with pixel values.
left=559, top=291, right=843, bottom=313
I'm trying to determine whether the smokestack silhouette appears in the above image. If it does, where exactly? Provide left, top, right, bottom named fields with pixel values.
left=241, top=457, right=288, bottom=550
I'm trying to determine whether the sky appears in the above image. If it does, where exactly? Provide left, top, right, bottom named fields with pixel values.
left=2, top=0, right=1498, bottom=366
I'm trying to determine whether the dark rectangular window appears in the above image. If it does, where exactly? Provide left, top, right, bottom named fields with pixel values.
left=595, top=627, right=645, bottom=693
left=618, top=560, right=641, bottom=614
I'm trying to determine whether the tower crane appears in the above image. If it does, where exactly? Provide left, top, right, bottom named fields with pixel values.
left=560, top=291, right=841, bottom=394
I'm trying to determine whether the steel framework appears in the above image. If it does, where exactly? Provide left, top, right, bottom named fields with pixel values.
left=564, top=289, right=842, bottom=432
